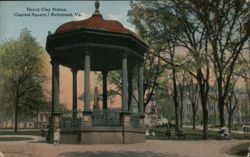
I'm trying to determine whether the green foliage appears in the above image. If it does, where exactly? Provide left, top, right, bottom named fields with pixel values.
left=188, top=0, right=250, bottom=128
left=128, top=0, right=180, bottom=47
left=147, top=127, right=245, bottom=140
left=128, top=0, right=249, bottom=138
left=0, top=28, right=47, bottom=120
left=0, top=129, right=41, bottom=136
left=155, top=78, right=174, bottom=119
left=0, top=137, right=33, bottom=141
left=226, top=143, right=249, bottom=157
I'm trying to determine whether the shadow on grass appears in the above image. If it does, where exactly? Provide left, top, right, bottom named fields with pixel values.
left=0, top=130, right=41, bottom=136
left=145, top=135, right=240, bottom=141
left=226, top=143, right=249, bottom=157
left=147, top=127, right=245, bottom=141
left=0, top=137, right=33, bottom=141
left=3, top=151, right=35, bottom=157
left=60, top=151, right=189, bottom=157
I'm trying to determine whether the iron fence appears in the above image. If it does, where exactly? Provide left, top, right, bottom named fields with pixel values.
left=92, top=109, right=121, bottom=127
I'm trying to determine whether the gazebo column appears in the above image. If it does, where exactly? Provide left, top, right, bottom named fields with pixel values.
left=82, top=48, right=92, bottom=128
left=50, top=59, right=61, bottom=143
left=121, top=52, right=130, bottom=144
left=128, top=68, right=133, bottom=112
left=138, top=59, right=144, bottom=113
left=72, top=69, right=78, bottom=119
left=84, top=51, right=91, bottom=111
left=138, top=59, right=145, bottom=127
left=122, top=53, right=128, bottom=111
left=102, top=71, right=108, bottom=110
left=51, top=60, right=60, bottom=113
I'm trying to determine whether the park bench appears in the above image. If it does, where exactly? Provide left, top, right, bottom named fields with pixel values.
left=164, top=129, right=185, bottom=140
left=164, top=129, right=171, bottom=139
left=219, top=127, right=230, bottom=140
left=243, top=125, right=250, bottom=139
left=175, top=129, right=185, bottom=140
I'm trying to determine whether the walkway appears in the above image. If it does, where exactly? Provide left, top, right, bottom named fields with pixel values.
left=0, top=139, right=247, bottom=157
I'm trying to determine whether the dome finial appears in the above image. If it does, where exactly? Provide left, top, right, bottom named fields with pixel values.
left=95, top=0, right=100, bottom=14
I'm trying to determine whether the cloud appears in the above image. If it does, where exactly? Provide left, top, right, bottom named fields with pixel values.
left=124, top=23, right=135, bottom=32
left=73, top=12, right=92, bottom=21
left=106, top=14, right=123, bottom=21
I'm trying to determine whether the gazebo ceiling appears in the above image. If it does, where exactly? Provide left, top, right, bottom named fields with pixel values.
left=46, top=0, right=148, bottom=71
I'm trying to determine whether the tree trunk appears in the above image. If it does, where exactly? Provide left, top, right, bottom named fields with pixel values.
left=197, top=68, right=209, bottom=139
left=228, top=112, right=232, bottom=133
left=14, top=97, right=19, bottom=132
left=36, top=111, right=39, bottom=128
left=192, top=103, right=196, bottom=130
left=14, top=103, right=18, bottom=132
left=174, top=98, right=179, bottom=130
left=200, top=90, right=208, bottom=139
left=213, top=102, right=217, bottom=126
left=180, top=107, right=183, bottom=129
left=202, top=107, right=208, bottom=139
left=180, top=89, right=183, bottom=129
left=219, top=102, right=225, bottom=128
left=218, top=76, right=226, bottom=128
left=172, top=68, right=179, bottom=131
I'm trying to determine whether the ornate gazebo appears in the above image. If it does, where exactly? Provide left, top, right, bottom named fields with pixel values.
left=46, top=0, right=148, bottom=144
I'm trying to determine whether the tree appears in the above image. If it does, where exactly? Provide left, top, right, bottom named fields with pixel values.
left=240, top=39, right=250, bottom=122
left=128, top=0, right=211, bottom=138
left=189, top=0, right=250, bottom=128
left=0, top=29, right=47, bottom=132
left=185, top=76, right=199, bottom=130
left=128, top=0, right=181, bottom=131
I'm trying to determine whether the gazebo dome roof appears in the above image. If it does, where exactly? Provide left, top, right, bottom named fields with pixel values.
left=56, top=14, right=131, bottom=34
left=46, top=0, right=148, bottom=71
left=55, top=1, right=135, bottom=36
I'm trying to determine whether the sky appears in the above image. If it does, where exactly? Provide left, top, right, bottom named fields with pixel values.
left=0, top=1, right=135, bottom=47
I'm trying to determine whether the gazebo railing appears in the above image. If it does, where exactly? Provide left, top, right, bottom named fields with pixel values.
left=58, top=110, right=141, bottom=128
left=60, top=117, right=81, bottom=128
left=92, top=109, right=121, bottom=127
left=130, top=113, right=141, bottom=128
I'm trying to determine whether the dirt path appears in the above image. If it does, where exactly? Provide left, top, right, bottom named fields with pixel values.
left=0, top=140, right=247, bottom=157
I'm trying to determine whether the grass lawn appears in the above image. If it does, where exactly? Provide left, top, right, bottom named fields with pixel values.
left=147, top=127, right=246, bottom=140
left=0, top=137, right=33, bottom=141
left=226, top=143, right=249, bottom=157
